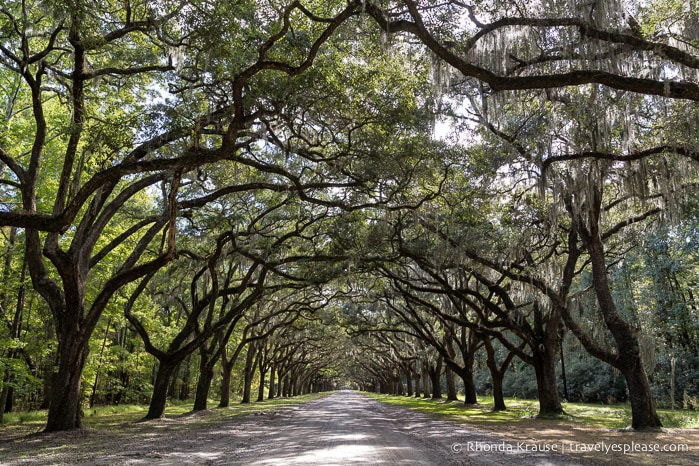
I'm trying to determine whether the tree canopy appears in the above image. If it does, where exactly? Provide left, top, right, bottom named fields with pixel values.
left=1, top=0, right=698, bottom=432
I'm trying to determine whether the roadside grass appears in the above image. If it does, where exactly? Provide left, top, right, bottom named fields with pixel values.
left=364, top=393, right=699, bottom=429
left=0, top=392, right=330, bottom=436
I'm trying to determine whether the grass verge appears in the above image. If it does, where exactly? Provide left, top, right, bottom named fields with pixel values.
left=0, top=392, right=330, bottom=436
left=365, top=393, right=699, bottom=465
left=363, top=393, right=699, bottom=429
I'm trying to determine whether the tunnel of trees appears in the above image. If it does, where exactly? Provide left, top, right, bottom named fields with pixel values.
left=1, top=0, right=698, bottom=432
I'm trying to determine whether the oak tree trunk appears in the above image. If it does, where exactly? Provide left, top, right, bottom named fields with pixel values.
left=145, top=361, right=178, bottom=419
left=268, top=364, right=276, bottom=400
left=624, top=363, right=662, bottom=429
left=241, top=345, right=256, bottom=403
left=218, top=356, right=233, bottom=408
left=532, top=345, right=563, bottom=416
left=413, top=366, right=421, bottom=398
left=585, top=206, right=662, bottom=429
left=193, top=354, right=215, bottom=411
left=445, top=366, right=458, bottom=401
left=257, top=369, right=267, bottom=402
left=421, top=362, right=430, bottom=398
left=462, top=351, right=478, bottom=404
left=45, top=336, right=89, bottom=431
left=404, top=365, right=413, bottom=397
left=429, top=356, right=443, bottom=399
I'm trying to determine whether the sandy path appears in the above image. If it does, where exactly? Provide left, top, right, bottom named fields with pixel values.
left=231, top=391, right=594, bottom=466
left=1, top=392, right=597, bottom=465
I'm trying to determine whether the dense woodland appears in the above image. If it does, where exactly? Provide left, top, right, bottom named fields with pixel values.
left=1, top=0, right=698, bottom=433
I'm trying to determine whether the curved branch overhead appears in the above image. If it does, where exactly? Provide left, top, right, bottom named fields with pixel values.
left=0, top=0, right=695, bottom=435
left=365, top=0, right=699, bottom=100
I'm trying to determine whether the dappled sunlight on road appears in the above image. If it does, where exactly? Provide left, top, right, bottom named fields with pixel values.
left=0, top=392, right=601, bottom=465
left=253, top=444, right=382, bottom=465
left=239, top=393, right=437, bottom=465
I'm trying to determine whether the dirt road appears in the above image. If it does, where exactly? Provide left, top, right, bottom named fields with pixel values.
left=2, top=391, right=596, bottom=465
left=230, top=391, right=593, bottom=466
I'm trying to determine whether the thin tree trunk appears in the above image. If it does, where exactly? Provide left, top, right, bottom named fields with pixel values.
left=560, top=337, right=569, bottom=401
left=413, top=366, right=421, bottom=398
left=277, top=374, right=285, bottom=398
left=421, top=362, right=430, bottom=398
left=483, top=337, right=516, bottom=411
left=257, top=369, right=267, bottom=402
left=268, top=364, right=276, bottom=400
left=89, top=318, right=111, bottom=409
left=167, top=364, right=180, bottom=404
left=178, top=355, right=191, bottom=401
left=0, top=246, right=27, bottom=422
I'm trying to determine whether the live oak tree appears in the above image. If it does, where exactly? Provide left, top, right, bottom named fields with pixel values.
left=478, top=76, right=697, bottom=429
left=381, top=217, right=569, bottom=415
left=0, top=0, right=185, bottom=430
left=0, top=0, right=367, bottom=431
left=3, top=0, right=699, bottom=433
left=124, top=233, right=269, bottom=419
left=365, top=0, right=699, bottom=101
left=374, top=270, right=485, bottom=404
left=362, top=0, right=699, bottom=429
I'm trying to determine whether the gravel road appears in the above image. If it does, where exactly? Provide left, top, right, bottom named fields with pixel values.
left=1, top=391, right=598, bottom=465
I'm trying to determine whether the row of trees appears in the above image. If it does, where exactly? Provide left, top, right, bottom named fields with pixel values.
left=339, top=0, right=699, bottom=430
left=1, top=0, right=698, bottom=432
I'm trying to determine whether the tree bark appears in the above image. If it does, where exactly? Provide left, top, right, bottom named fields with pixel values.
left=483, top=337, right=516, bottom=411
left=531, top=344, right=563, bottom=416
left=145, top=361, right=178, bottom=419
left=241, top=344, right=257, bottom=403
left=462, top=351, right=478, bottom=404
left=218, top=353, right=234, bottom=408
left=282, top=376, right=288, bottom=397
left=193, top=351, right=215, bottom=411
left=491, top=369, right=506, bottom=411
left=404, top=364, right=414, bottom=397
left=45, top=336, right=89, bottom=431
left=429, top=356, right=443, bottom=399
left=257, top=369, right=267, bottom=402
left=624, top=363, right=662, bottom=429
left=413, top=364, right=421, bottom=398
left=580, top=198, right=662, bottom=429
left=445, top=366, right=458, bottom=401
left=268, top=364, right=276, bottom=400
left=421, top=361, right=430, bottom=398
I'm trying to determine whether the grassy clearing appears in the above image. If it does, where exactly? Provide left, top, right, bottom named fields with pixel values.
left=364, top=393, right=699, bottom=429
left=0, top=392, right=330, bottom=435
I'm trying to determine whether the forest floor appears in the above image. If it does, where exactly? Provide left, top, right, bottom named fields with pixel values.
left=0, top=391, right=696, bottom=465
